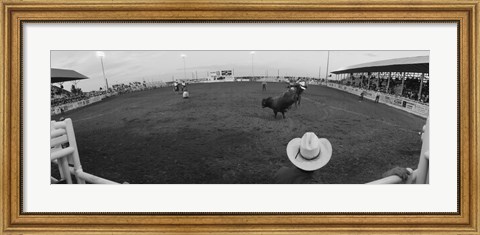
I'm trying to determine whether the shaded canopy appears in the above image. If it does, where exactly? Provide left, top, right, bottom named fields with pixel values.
left=51, top=68, right=89, bottom=83
left=331, top=56, right=429, bottom=74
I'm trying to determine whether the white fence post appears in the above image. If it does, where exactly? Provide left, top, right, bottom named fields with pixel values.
left=366, top=116, right=429, bottom=184
left=416, top=117, right=430, bottom=184
left=65, top=118, right=86, bottom=184
left=51, top=121, right=66, bottom=181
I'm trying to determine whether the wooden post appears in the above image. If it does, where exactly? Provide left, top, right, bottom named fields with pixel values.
left=367, top=72, right=371, bottom=90
left=418, top=73, right=424, bottom=100
left=386, top=72, right=391, bottom=93
left=376, top=72, right=380, bottom=89
left=400, top=72, right=405, bottom=96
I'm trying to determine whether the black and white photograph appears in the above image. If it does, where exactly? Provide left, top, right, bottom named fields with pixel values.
left=5, top=0, right=475, bottom=230
left=50, top=50, right=430, bottom=184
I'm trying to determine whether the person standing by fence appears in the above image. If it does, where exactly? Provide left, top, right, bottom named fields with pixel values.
left=274, top=132, right=413, bottom=184
left=262, top=81, right=267, bottom=91
left=274, top=132, right=332, bottom=183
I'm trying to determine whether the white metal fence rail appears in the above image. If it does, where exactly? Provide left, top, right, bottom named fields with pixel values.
left=367, top=116, right=429, bottom=184
left=50, top=118, right=120, bottom=184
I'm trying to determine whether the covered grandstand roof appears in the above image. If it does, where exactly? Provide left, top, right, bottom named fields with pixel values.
left=331, top=56, right=429, bottom=74
left=51, top=68, right=89, bottom=83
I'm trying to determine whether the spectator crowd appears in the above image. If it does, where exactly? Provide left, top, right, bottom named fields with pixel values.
left=330, top=73, right=429, bottom=104
left=51, top=81, right=169, bottom=108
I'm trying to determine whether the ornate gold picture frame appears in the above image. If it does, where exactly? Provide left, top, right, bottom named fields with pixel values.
left=1, top=0, right=478, bottom=234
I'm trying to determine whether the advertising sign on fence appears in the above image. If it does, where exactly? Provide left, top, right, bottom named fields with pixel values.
left=51, top=95, right=106, bottom=115
left=414, top=105, right=429, bottom=116
left=323, top=83, right=428, bottom=118
left=383, top=95, right=391, bottom=103
left=393, top=98, right=403, bottom=107
left=405, top=101, right=415, bottom=110
left=363, top=91, right=374, bottom=98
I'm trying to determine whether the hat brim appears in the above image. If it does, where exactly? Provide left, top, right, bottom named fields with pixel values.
left=286, top=138, right=332, bottom=171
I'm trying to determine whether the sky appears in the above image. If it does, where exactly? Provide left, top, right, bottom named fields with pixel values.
left=51, top=50, right=429, bottom=92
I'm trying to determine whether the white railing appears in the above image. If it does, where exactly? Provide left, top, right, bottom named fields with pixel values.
left=366, top=169, right=418, bottom=184
left=366, top=117, right=429, bottom=184
left=50, top=118, right=120, bottom=184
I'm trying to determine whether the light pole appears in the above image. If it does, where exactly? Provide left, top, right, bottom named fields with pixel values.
left=250, top=51, right=255, bottom=79
left=319, top=66, right=321, bottom=81
left=325, top=51, right=330, bottom=85
left=181, top=54, right=187, bottom=80
left=96, top=51, right=109, bottom=92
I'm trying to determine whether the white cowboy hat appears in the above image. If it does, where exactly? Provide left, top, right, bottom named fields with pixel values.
left=286, top=132, right=332, bottom=171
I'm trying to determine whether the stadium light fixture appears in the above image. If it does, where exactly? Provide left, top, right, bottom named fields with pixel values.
left=181, top=54, right=187, bottom=80
left=96, top=51, right=109, bottom=92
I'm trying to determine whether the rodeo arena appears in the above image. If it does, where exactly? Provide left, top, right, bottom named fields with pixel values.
left=50, top=53, right=429, bottom=184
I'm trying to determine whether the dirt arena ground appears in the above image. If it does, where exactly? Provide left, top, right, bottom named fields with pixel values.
left=52, top=82, right=426, bottom=184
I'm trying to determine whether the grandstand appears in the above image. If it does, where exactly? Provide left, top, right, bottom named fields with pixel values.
left=331, top=56, right=429, bottom=102
left=51, top=68, right=171, bottom=115
left=51, top=85, right=71, bottom=99
left=330, top=56, right=429, bottom=118
left=51, top=68, right=90, bottom=104
left=51, top=68, right=106, bottom=114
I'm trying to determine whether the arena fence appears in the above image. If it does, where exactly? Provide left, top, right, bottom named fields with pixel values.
left=51, top=82, right=170, bottom=116
left=367, top=116, right=429, bottom=184
left=50, top=118, right=120, bottom=184
left=325, top=83, right=429, bottom=118
left=51, top=94, right=106, bottom=115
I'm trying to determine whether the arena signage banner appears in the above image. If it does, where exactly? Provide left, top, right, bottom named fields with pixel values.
left=405, top=101, right=416, bottom=110
left=393, top=98, right=403, bottom=106
left=322, top=84, right=428, bottom=118
left=221, top=70, right=232, bottom=76
left=383, top=96, right=391, bottom=103
left=363, top=91, right=374, bottom=98
left=51, top=95, right=106, bottom=115
left=414, top=104, right=429, bottom=116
